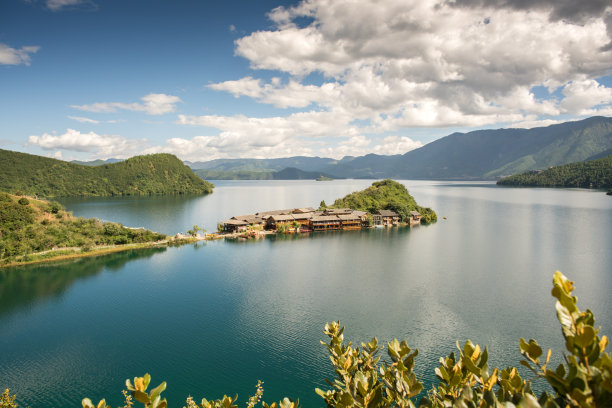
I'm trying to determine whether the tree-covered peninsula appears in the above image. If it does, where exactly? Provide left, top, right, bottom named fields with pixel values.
left=331, top=179, right=437, bottom=224
left=0, top=192, right=166, bottom=266
left=0, top=149, right=214, bottom=198
left=496, top=154, right=612, bottom=190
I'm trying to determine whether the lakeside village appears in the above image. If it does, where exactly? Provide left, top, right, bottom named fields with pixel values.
left=219, top=206, right=423, bottom=236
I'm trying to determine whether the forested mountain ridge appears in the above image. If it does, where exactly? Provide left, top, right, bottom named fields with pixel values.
left=0, top=149, right=214, bottom=198
left=322, top=116, right=612, bottom=179
left=185, top=117, right=612, bottom=180
left=496, top=154, right=612, bottom=189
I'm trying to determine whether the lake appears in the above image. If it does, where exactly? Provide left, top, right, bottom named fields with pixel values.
left=1, top=180, right=611, bottom=407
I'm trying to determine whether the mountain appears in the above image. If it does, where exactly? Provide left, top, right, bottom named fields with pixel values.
left=272, top=167, right=341, bottom=180
left=496, top=154, right=612, bottom=189
left=186, top=156, right=355, bottom=172
left=324, top=116, right=612, bottom=179
left=188, top=117, right=612, bottom=180
left=70, top=158, right=122, bottom=166
left=0, top=149, right=214, bottom=197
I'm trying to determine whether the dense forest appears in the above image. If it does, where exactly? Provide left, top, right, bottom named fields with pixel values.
left=331, top=179, right=437, bottom=223
left=0, top=149, right=214, bottom=197
left=497, top=154, right=612, bottom=189
left=0, top=192, right=166, bottom=264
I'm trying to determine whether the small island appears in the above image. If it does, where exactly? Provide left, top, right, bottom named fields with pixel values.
left=219, top=179, right=436, bottom=235
left=316, top=175, right=334, bottom=181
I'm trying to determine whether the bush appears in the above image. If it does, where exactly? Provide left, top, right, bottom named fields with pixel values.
left=17, top=197, right=29, bottom=206
left=73, top=271, right=610, bottom=408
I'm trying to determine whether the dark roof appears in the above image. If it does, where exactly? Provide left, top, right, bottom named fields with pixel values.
left=378, top=210, right=399, bottom=217
left=324, top=208, right=353, bottom=215
left=311, top=215, right=340, bottom=222
left=223, top=219, right=249, bottom=226
left=267, top=214, right=295, bottom=222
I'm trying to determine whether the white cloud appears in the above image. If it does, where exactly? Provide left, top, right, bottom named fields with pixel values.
left=27, top=129, right=145, bottom=158
left=208, top=0, right=612, bottom=131
left=46, top=0, right=94, bottom=11
left=561, top=79, right=612, bottom=115
left=0, top=43, right=40, bottom=65
left=68, top=116, right=100, bottom=124
left=72, top=93, right=181, bottom=115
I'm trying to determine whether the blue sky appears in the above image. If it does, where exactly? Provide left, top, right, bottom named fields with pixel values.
left=1, top=0, right=612, bottom=162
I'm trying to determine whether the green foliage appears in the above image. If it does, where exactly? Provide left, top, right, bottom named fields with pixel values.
left=497, top=154, right=612, bottom=189
left=17, top=197, right=29, bottom=205
left=316, top=271, right=611, bottom=407
left=331, top=180, right=437, bottom=224
left=0, top=389, right=18, bottom=408
left=0, top=149, right=214, bottom=198
left=0, top=194, right=166, bottom=263
left=319, top=200, right=327, bottom=210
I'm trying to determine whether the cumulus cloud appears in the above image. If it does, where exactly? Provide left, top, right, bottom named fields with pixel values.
left=0, top=43, right=40, bottom=65
left=561, top=79, right=612, bottom=115
left=72, top=93, right=181, bottom=115
left=27, top=129, right=145, bottom=158
left=208, top=0, right=612, bottom=132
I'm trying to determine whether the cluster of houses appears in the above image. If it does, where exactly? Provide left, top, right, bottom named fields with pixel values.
left=220, top=207, right=422, bottom=233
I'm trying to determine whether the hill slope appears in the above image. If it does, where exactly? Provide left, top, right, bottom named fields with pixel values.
left=0, top=150, right=214, bottom=197
left=497, top=154, right=612, bottom=189
left=0, top=192, right=166, bottom=264
left=323, top=116, right=612, bottom=179
left=331, top=179, right=437, bottom=223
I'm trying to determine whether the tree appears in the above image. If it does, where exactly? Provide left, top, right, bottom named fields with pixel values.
left=319, top=200, right=327, bottom=210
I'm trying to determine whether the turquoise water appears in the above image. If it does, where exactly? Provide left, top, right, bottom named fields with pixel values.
left=1, top=181, right=611, bottom=407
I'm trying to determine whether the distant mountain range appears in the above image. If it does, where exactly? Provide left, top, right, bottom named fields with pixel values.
left=0, top=150, right=213, bottom=197
left=186, top=116, right=612, bottom=180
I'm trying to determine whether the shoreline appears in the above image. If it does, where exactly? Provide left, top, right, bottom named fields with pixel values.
left=0, top=225, right=418, bottom=268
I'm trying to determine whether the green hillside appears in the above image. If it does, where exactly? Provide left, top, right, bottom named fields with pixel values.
left=331, top=179, right=437, bottom=223
left=0, top=149, right=214, bottom=197
left=497, top=154, right=612, bottom=189
left=0, top=192, right=166, bottom=264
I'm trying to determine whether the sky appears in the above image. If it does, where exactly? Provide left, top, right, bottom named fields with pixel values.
left=1, top=0, right=612, bottom=162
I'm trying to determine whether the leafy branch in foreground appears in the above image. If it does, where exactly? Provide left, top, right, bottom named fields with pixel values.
left=4, top=272, right=609, bottom=407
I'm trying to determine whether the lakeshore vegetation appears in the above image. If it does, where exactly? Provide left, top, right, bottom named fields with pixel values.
left=0, top=149, right=214, bottom=198
left=0, top=192, right=166, bottom=265
left=497, top=154, right=612, bottom=190
left=2, top=272, right=608, bottom=408
left=331, top=179, right=437, bottom=224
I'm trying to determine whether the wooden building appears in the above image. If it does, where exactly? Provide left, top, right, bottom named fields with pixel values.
left=310, top=215, right=341, bottom=230
left=373, top=210, right=400, bottom=226
left=409, top=211, right=422, bottom=225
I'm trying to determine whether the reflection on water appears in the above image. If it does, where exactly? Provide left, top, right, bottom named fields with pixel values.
left=1, top=181, right=611, bottom=408
left=0, top=248, right=166, bottom=318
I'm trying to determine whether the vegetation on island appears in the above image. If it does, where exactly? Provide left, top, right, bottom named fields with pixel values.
left=0, top=192, right=166, bottom=265
left=0, top=149, right=214, bottom=198
left=497, top=154, right=612, bottom=190
left=331, top=179, right=437, bottom=224
left=3, top=271, right=608, bottom=408
left=316, top=175, right=334, bottom=181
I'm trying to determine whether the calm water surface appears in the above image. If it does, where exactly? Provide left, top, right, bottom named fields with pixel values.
left=1, top=180, right=611, bottom=407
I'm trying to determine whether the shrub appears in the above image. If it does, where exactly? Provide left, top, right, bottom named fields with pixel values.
left=17, top=197, right=29, bottom=206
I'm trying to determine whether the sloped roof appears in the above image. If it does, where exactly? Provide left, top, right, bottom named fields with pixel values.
left=338, top=214, right=360, bottom=221
left=410, top=211, right=421, bottom=216
left=223, top=219, right=249, bottom=226
left=312, top=215, right=340, bottom=222
left=378, top=210, right=399, bottom=217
